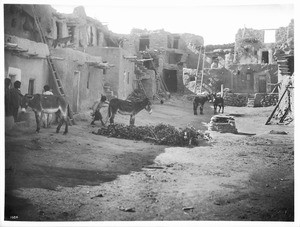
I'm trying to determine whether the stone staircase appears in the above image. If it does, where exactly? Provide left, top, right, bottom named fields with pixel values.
left=247, top=94, right=255, bottom=107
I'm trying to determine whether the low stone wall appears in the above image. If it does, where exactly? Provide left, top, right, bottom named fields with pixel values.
left=223, top=93, right=248, bottom=107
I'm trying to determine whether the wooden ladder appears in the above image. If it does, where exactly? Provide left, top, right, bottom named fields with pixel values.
left=32, top=5, right=74, bottom=123
left=32, top=5, right=66, bottom=97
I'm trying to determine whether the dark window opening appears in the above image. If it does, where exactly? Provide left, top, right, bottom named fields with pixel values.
left=56, top=21, right=60, bottom=39
left=139, top=36, right=150, bottom=51
left=261, top=51, right=269, bottom=63
left=163, top=69, right=177, bottom=92
left=173, top=36, right=180, bottom=49
left=28, top=79, right=35, bottom=95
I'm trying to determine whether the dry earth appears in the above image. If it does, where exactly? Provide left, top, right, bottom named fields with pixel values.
left=4, top=94, right=295, bottom=224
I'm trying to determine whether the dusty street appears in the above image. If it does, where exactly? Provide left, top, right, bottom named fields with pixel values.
left=4, top=95, right=294, bottom=222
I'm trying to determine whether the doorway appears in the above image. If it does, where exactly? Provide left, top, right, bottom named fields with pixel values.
left=163, top=69, right=177, bottom=92
left=139, top=35, right=150, bottom=51
left=258, top=75, right=267, bottom=93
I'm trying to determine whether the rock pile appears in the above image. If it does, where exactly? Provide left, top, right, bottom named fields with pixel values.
left=208, top=115, right=238, bottom=134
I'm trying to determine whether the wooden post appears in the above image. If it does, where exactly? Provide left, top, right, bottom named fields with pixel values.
left=194, top=47, right=202, bottom=93
left=265, top=85, right=290, bottom=125
left=221, top=84, right=224, bottom=97
left=199, top=47, right=206, bottom=94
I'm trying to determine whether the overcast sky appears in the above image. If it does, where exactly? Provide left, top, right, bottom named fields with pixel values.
left=51, top=0, right=294, bottom=45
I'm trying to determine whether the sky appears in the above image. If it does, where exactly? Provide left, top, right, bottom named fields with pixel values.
left=51, top=0, right=294, bottom=45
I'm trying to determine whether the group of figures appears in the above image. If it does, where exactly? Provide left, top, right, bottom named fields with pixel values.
left=5, top=78, right=54, bottom=127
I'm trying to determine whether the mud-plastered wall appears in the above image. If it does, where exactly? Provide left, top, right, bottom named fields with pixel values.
left=51, top=48, right=104, bottom=112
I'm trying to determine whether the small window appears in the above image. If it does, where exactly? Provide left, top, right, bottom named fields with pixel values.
left=28, top=79, right=35, bottom=95
left=103, top=69, right=107, bottom=75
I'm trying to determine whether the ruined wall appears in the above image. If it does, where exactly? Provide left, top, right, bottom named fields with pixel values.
left=118, top=52, right=136, bottom=100
left=51, top=48, right=104, bottom=112
left=4, top=35, right=50, bottom=95
left=234, top=28, right=277, bottom=64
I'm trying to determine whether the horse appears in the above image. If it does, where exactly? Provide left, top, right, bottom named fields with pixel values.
left=193, top=93, right=212, bottom=115
left=20, top=94, right=70, bottom=134
left=108, top=97, right=152, bottom=126
left=212, top=92, right=224, bottom=114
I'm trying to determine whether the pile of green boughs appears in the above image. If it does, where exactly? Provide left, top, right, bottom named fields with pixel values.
left=93, top=123, right=211, bottom=147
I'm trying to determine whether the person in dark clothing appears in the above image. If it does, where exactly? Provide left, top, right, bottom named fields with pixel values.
left=9, top=80, right=23, bottom=122
left=90, top=95, right=108, bottom=126
left=5, top=78, right=12, bottom=117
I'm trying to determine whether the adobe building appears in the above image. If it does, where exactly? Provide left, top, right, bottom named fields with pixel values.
left=4, top=4, right=136, bottom=117
left=122, top=29, right=204, bottom=94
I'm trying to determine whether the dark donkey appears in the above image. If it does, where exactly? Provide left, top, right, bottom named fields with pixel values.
left=212, top=93, right=224, bottom=114
left=21, top=94, right=70, bottom=134
left=193, top=93, right=212, bottom=115
left=108, top=97, right=152, bottom=125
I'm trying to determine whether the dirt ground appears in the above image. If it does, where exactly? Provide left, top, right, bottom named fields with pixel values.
left=4, top=94, right=295, bottom=224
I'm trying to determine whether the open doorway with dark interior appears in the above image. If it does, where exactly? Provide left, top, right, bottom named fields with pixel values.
left=139, top=35, right=150, bottom=51
left=262, top=51, right=269, bottom=63
left=163, top=69, right=177, bottom=92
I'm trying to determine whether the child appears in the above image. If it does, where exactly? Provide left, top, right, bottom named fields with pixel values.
left=91, top=95, right=109, bottom=126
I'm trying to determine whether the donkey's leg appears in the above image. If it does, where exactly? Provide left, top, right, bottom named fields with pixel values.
left=34, top=111, right=42, bottom=133
left=109, top=113, right=115, bottom=124
left=130, top=115, right=135, bottom=126
left=56, top=113, right=63, bottom=133
left=193, top=102, right=198, bottom=115
left=200, top=104, right=204, bottom=115
left=221, top=105, right=224, bottom=114
left=63, top=116, right=69, bottom=135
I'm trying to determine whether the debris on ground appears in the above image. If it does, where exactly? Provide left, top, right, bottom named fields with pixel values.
left=182, top=207, right=194, bottom=211
left=269, top=130, right=288, bottom=135
left=118, top=206, right=136, bottom=212
left=93, top=123, right=211, bottom=147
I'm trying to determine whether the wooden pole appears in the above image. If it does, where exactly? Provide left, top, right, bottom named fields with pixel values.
left=194, top=47, right=202, bottom=93
left=199, top=47, right=206, bottom=94
left=265, top=85, right=290, bottom=125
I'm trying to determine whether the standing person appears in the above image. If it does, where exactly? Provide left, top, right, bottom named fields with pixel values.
left=43, top=85, right=53, bottom=95
left=5, top=78, right=12, bottom=117
left=90, top=95, right=109, bottom=126
left=9, top=80, right=23, bottom=122
left=42, top=85, right=54, bottom=127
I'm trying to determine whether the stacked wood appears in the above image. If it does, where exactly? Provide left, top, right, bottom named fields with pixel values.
left=223, top=93, right=248, bottom=107
left=208, top=115, right=238, bottom=134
